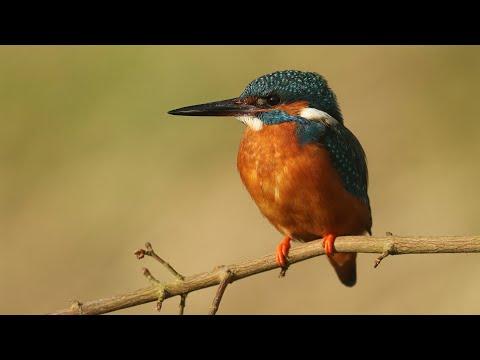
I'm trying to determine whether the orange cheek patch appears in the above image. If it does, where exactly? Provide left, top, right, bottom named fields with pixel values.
left=273, top=101, right=309, bottom=115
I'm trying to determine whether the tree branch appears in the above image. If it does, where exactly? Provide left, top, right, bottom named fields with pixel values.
left=209, top=268, right=233, bottom=315
left=135, top=242, right=184, bottom=280
left=50, top=235, right=480, bottom=315
left=135, top=242, right=187, bottom=314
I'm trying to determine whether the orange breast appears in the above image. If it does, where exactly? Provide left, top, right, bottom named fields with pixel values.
left=237, top=122, right=371, bottom=241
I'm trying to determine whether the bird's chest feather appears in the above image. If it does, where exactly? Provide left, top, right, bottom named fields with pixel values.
left=237, top=122, right=370, bottom=239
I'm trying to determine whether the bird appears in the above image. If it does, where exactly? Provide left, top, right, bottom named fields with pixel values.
left=168, top=70, right=371, bottom=287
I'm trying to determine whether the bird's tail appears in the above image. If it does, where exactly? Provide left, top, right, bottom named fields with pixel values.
left=327, top=252, right=357, bottom=287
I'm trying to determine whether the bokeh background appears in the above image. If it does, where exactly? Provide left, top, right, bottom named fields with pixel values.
left=1, top=46, right=480, bottom=314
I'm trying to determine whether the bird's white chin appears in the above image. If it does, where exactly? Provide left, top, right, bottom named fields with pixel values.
left=236, top=115, right=264, bottom=131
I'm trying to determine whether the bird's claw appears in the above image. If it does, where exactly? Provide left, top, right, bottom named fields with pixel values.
left=322, top=234, right=337, bottom=257
left=275, top=236, right=291, bottom=268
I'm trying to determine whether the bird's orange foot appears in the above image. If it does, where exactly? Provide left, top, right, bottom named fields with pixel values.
left=275, top=236, right=291, bottom=268
left=322, top=233, right=337, bottom=257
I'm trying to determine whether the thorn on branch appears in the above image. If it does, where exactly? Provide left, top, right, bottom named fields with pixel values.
left=374, top=242, right=395, bottom=268
left=374, top=251, right=389, bottom=268
left=209, top=268, right=234, bottom=315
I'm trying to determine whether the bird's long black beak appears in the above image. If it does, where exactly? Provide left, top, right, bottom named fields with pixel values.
left=168, top=98, right=257, bottom=117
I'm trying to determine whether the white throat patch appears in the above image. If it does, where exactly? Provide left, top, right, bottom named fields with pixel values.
left=299, top=108, right=339, bottom=126
left=237, top=115, right=263, bottom=131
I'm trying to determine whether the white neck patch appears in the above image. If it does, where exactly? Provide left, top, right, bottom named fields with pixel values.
left=237, top=115, right=263, bottom=131
left=299, top=107, right=339, bottom=126
left=237, top=108, right=338, bottom=131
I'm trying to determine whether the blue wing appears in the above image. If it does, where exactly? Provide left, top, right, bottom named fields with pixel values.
left=261, top=110, right=372, bottom=231
left=295, top=117, right=372, bottom=232
left=324, top=125, right=369, bottom=204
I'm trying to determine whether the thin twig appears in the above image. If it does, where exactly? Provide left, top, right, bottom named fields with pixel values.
left=51, top=235, right=480, bottom=315
left=374, top=232, right=396, bottom=268
left=209, top=269, right=233, bottom=315
left=135, top=243, right=187, bottom=313
left=142, top=267, right=160, bottom=285
left=179, top=294, right=187, bottom=315
left=156, top=290, right=166, bottom=312
left=141, top=267, right=166, bottom=311
left=135, top=242, right=184, bottom=280
left=374, top=243, right=394, bottom=268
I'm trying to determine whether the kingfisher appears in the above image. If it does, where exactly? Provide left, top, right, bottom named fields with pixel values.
left=168, top=70, right=372, bottom=287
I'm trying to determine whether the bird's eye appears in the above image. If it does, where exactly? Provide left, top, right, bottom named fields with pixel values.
left=266, top=94, right=280, bottom=106
left=255, top=94, right=280, bottom=107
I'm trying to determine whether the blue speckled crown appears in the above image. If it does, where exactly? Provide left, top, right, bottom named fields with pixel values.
left=240, top=70, right=343, bottom=123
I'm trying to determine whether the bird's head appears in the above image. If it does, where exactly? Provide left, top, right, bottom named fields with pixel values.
left=168, top=70, right=343, bottom=130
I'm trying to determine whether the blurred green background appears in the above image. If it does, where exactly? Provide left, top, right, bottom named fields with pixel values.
left=1, top=46, right=480, bottom=314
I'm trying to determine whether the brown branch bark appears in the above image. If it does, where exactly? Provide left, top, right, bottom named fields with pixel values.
left=209, top=268, right=233, bottom=315
left=50, top=235, right=480, bottom=315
